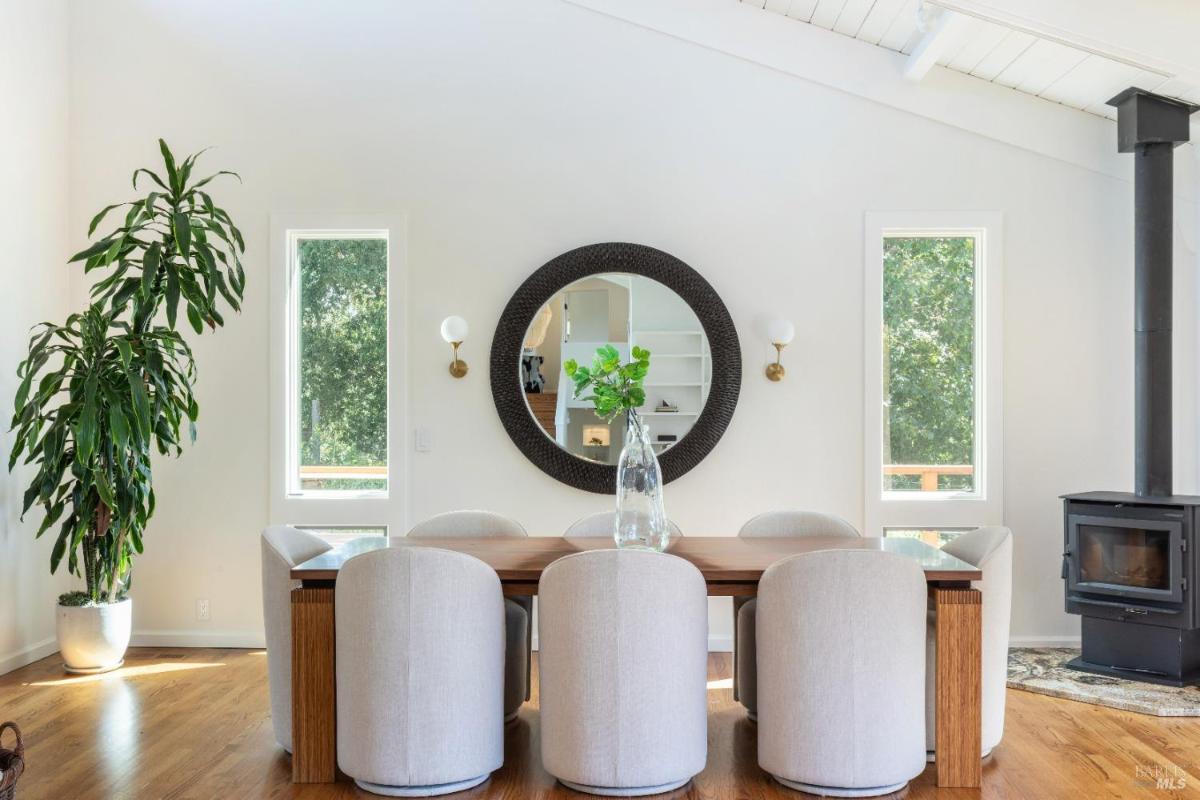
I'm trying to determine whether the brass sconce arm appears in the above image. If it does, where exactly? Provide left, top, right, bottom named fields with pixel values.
left=765, top=342, right=786, bottom=381
left=449, top=341, right=468, bottom=378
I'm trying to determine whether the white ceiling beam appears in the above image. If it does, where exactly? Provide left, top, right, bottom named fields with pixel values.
left=924, top=0, right=1185, bottom=81
left=927, top=0, right=1200, bottom=138
left=903, top=4, right=964, bottom=82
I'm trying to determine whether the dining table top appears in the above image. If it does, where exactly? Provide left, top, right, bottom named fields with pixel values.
left=291, top=534, right=982, bottom=584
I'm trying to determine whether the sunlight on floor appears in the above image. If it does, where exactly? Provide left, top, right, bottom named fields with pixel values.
left=707, top=677, right=733, bottom=690
left=25, top=661, right=225, bottom=687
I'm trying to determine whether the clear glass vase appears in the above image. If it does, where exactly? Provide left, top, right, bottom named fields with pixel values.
left=614, top=409, right=668, bottom=552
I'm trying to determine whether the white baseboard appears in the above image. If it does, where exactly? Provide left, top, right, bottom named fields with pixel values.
left=130, top=630, right=266, bottom=649
left=0, top=636, right=59, bottom=676
left=1009, top=635, right=1081, bottom=648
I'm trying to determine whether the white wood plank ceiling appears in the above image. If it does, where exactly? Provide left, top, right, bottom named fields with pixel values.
left=743, top=0, right=1200, bottom=119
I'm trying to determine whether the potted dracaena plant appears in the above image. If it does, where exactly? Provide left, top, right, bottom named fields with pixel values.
left=9, top=140, right=244, bottom=673
left=563, top=344, right=671, bottom=552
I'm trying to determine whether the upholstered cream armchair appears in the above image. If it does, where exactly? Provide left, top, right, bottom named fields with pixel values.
left=407, top=510, right=532, bottom=721
left=735, top=510, right=860, bottom=718
left=539, top=549, right=708, bottom=795
left=757, top=549, right=927, bottom=796
left=336, top=546, right=505, bottom=795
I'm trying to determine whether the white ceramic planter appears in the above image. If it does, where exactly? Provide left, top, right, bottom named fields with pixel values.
left=56, top=597, right=132, bottom=673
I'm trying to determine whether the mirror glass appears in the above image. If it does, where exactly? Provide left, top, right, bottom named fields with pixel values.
left=520, top=273, right=710, bottom=466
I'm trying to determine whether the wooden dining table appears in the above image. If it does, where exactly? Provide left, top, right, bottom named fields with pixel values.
left=289, top=535, right=984, bottom=789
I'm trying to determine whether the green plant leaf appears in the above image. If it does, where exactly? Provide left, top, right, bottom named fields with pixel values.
left=75, top=403, right=97, bottom=463
left=132, top=168, right=168, bottom=191
left=172, top=212, right=191, bottom=258
left=88, top=203, right=124, bottom=236
left=35, top=502, right=64, bottom=538
left=159, top=139, right=179, bottom=194
left=165, top=263, right=181, bottom=328
left=13, top=368, right=35, bottom=414
left=128, top=371, right=151, bottom=439
left=114, top=338, right=133, bottom=371
left=185, top=303, right=204, bottom=335
left=109, top=404, right=131, bottom=450
left=142, top=242, right=160, bottom=295
left=190, top=170, right=242, bottom=190
left=50, top=522, right=70, bottom=573
left=69, top=238, right=116, bottom=263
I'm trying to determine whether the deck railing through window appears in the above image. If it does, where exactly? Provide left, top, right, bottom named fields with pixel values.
left=298, top=465, right=388, bottom=481
left=883, top=464, right=973, bottom=492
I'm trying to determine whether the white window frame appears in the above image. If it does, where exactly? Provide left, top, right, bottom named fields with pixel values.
left=863, top=211, right=1003, bottom=537
left=269, top=213, right=408, bottom=531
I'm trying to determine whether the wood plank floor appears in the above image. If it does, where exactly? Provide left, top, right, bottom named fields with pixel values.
left=1, top=647, right=1198, bottom=799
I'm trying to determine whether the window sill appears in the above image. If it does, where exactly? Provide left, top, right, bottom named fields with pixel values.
left=286, top=490, right=390, bottom=501
left=880, top=491, right=985, bottom=503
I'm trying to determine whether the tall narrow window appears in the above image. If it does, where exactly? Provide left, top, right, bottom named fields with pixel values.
left=289, top=232, right=388, bottom=495
left=864, top=212, right=1002, bottom=536
left=881, top=234, right=978, bottom=496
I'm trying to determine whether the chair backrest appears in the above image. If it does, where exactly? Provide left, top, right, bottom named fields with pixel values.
left=757, top=549, right=926, bottom=789
left=738, top=510, right=860, bottom=538
left=335, top=546, right=504, bottom=786
left=563, top=511, right=683, bottom=539
left=943, top=526, right=1013, bottom=752
left=260, top=526, right=332, bottom=752
left=407, top=510, right=527, bottom=538
left=538, top=549, right=708, bottom=789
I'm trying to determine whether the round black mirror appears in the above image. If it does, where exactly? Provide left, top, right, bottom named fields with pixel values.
left=490, top=243, right=740, bottom=494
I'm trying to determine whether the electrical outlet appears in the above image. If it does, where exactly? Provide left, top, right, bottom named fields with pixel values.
left=196, top=598, right=210, bottom=621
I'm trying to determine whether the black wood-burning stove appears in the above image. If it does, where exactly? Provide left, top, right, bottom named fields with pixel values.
left=1063, top=491, right=1200, bottom=684
left=1062, top=89, right=1200, bottom=686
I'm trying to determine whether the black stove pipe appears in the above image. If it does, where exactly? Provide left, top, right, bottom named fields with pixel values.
left=1108, top=88, right=1198, bottom=497
left=1134, top=142, right=1174, bottom=496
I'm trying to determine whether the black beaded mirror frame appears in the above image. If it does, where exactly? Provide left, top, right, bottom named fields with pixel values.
left=490, top=242, right=741, bottom=494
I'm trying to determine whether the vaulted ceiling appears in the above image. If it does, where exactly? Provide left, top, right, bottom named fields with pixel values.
left=742, top=0, right=1200, bottom=120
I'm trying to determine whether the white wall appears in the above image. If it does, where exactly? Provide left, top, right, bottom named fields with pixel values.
left=0, top=0, right=72, bottom=673
left=60, top=0, right=1199, bottom=649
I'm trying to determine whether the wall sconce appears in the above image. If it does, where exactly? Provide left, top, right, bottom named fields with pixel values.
left=765, top=319, right=794, bottom=382
left=440, top=315, right=470, bottom=378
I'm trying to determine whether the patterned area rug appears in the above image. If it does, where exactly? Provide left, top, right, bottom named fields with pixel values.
left=1008, top=647, right=1200, bottom=716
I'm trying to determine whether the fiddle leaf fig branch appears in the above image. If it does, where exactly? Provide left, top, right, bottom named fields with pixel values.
left=563, top=344, right=651, bottom=422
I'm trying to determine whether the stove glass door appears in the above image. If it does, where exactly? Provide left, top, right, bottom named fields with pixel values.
left=1067, top=515, right=1183, bottom=603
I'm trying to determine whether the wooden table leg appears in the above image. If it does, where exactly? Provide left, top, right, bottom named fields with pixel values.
left=934, top=586, right=982, bottom=788
left=731, top=596, right=750, bottom=702
left=292, top=586, right=336, bottom=783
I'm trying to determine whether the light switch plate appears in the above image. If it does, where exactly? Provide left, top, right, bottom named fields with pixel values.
left=415, top=427, right=432, bottom=453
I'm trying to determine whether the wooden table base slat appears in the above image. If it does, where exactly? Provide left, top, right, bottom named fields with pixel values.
left=934, top=587, right=983, bottom=788
left=291, top=587, right=336, bottom=783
